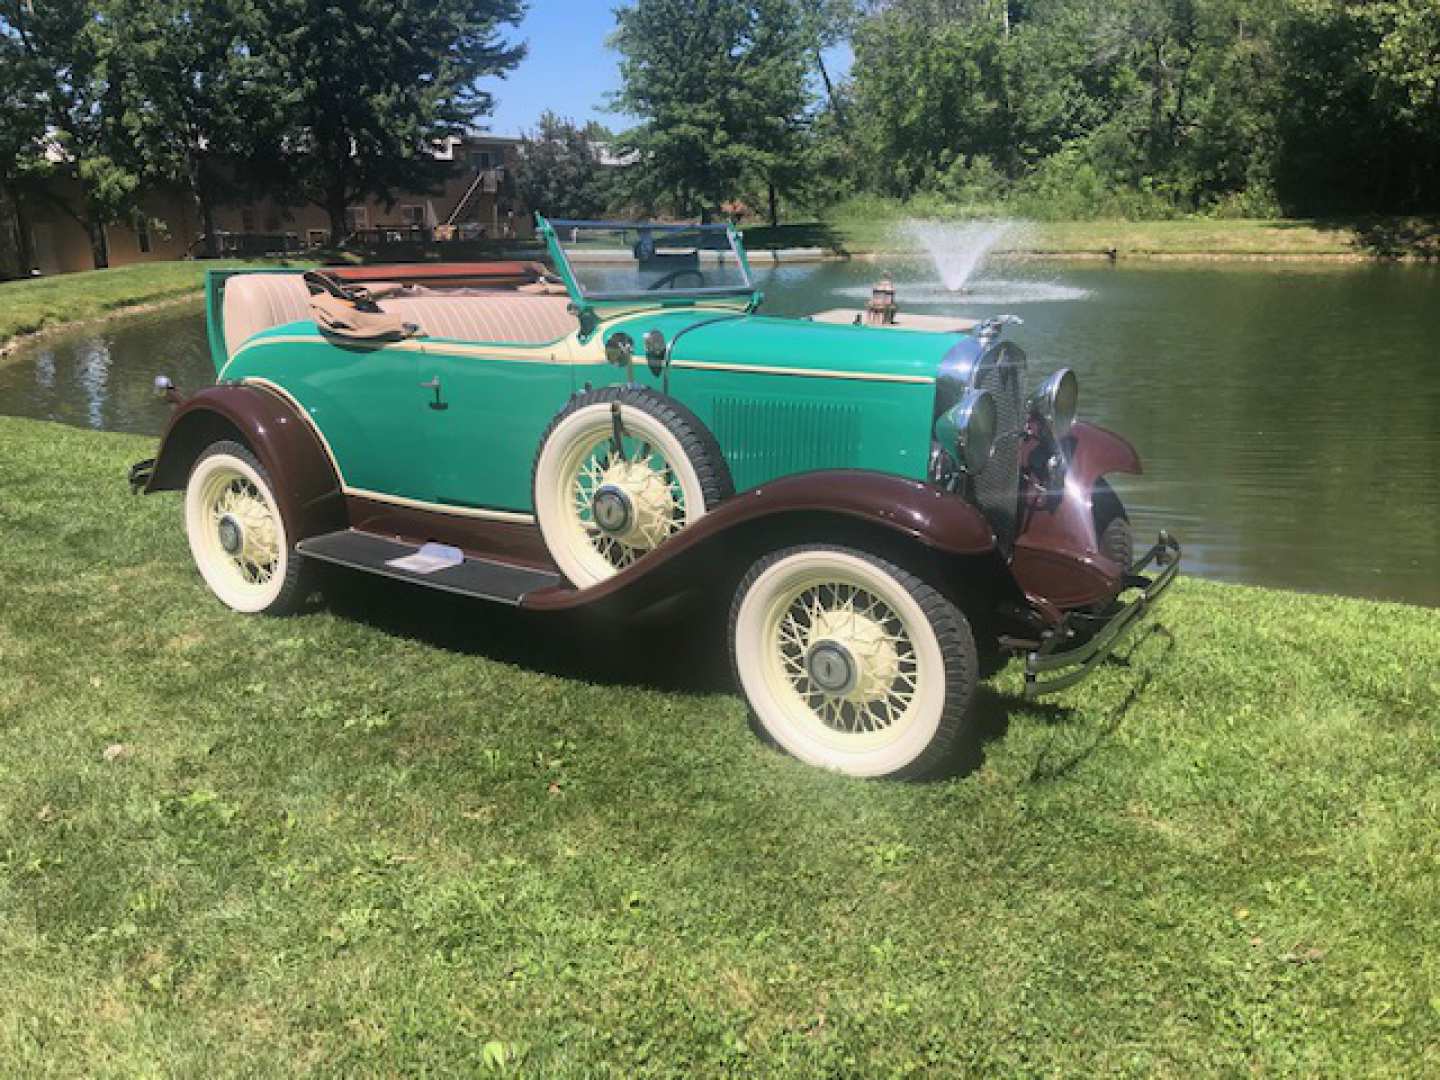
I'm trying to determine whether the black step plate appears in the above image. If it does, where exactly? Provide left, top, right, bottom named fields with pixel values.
left=296, top=530, right=560, bottom=605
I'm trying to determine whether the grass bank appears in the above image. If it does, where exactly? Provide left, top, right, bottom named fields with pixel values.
left=745, top=204, right=1440, bottom=260
left=1, top=415, right=1437, bottom=1074
left=0, top=260, right=302, bottom=356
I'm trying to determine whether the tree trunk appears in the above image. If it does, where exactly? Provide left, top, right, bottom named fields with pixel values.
left=200, top=193, right=219, bottom=259
left=88, top=219, right=109, bottom=270
left=767, top=180, right=779, bottom=228
left=327, top=195, right=349, bottom=246
left=815, top=48, right=847, bottom=133
left=7, top=183, right=36, bottom=274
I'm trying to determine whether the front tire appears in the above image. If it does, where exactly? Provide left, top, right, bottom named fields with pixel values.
left=184, top=441, right=310, bottom=615
left=729, top=545, right=980, bottom=780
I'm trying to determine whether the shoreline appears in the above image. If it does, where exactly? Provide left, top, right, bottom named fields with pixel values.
left=2, top=238, right=1433, bottom=356
left=0, top=291, right=204, bottom=362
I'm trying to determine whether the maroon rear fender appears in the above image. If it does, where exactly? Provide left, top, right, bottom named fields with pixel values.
left=145, top=384, right=346, bottom=540
left=524, top=470, right=996, bottom=611
left=1011, top=421, right=1142, bottom=609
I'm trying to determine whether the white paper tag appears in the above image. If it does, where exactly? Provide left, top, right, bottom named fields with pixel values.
left=386, top=542, right=464, bottom=575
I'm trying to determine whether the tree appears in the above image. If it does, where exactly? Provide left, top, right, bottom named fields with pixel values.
left=612, top=0, right=813, bottom=221
left=0, top=22, right=49, bottom=273
left=512, top=112, right=608, bottom=219
left=252, top=0, right=527, bottom=242
left=0, top=0, right=143, bottom=268
left=102, top=0, right=280, bottom=257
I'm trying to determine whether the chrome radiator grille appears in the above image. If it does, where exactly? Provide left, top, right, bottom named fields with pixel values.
left=972, top=345, right=1026, bottom=550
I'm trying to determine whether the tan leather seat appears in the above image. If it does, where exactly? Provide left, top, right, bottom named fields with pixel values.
left=222, top=273, right=312, bottom=358
left=380, top=295, right=575, bottom=344
left=222, top=273, right=577, bottom=357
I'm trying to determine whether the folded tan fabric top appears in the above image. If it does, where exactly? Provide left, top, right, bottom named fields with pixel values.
left=309, top=290, right=420, bottom=342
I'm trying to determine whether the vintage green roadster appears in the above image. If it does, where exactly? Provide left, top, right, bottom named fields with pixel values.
left=130, top=217, right=1178, bottom=779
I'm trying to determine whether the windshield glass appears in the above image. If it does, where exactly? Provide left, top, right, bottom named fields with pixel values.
left=546, top=220, right=754, bottom=302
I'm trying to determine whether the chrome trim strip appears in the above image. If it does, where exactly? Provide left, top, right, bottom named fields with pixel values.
left=670, top=359, right=935, bottom=385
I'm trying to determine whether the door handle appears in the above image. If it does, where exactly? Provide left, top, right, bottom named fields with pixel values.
left=419, top=376, right=447, bottom=410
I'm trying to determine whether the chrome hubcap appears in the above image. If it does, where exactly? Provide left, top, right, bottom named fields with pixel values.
left=805, top=640, right=857, bottom=696
left=217, top=513, right=244, bottom=556
left=591, top=484, right=633, bottom=535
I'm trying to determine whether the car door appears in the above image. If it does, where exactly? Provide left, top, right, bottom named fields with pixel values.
left=416, top=339, right=575, bottom=514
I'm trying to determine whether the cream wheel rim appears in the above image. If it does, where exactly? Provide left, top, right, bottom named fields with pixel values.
left=734, top=550, right=946, bottom=775
left=185, top=453, right=289, bottom=613
left=535, top=403, right=706, bottom=587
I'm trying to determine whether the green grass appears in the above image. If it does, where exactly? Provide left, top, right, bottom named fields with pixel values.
left=1, top=414, right=1437, bottom=1075
left=746, top=203, right=1440, bottom=260
left=0, top=260, right=304, bottom=352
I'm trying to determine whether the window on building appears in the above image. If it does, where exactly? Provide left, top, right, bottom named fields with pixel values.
left=135, top=215, right=152, bottom=254
left=400, top=205, right=424, bottom=227
left=307, top=229, right=328, bottom=248
left=344, top=206, right=369, bottom=232
left=475, top=150, right=493, bottom=169
left=240, top=208, right=255, bottom=233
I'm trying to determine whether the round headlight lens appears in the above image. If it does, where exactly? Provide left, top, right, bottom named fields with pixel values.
left=936, top=389, right=997, bottom=474
left=1031, top=368, right=1078, bottom=439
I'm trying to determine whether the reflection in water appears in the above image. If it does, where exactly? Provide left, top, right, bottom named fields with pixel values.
left=0, top=301, right=212, bottom=435
left=2, top=264, right=1438, bottom=607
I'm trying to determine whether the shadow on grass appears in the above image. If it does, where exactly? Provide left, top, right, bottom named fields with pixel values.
left=1022, top=623, right=1177, bottom=783
left=315, top=567, right=736, bottom=695
left=311, top=567, right=1173, bottom=783
left=1306, top=216, right=1440, bottom=259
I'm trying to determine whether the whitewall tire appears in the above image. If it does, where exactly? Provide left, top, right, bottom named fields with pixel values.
left=729, top=545, right=980, bottom=780
left=184, top=441, right=310, bottom=615
left=533, top=387, right=732, bottom=588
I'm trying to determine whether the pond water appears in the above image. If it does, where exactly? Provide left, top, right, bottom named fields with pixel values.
left=3, top=259, right=1438, bottom=606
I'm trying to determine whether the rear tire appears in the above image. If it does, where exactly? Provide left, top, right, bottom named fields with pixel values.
left=729, top=544, right=981, bottom=780
left=184, top=441, right=311, bottom=615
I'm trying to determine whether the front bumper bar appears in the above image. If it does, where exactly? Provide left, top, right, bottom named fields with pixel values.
left=1023, top=531, right=1181, bottom=698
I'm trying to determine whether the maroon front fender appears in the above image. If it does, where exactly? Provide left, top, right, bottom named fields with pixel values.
left=145, top=384, right=346, bottom=540
left=1011, top=421, right=1142, bottom=609
left=523, top=470, right=996, bottom=611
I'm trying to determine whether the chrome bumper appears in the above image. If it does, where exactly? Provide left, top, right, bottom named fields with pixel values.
left=1023, top=531, right=1181, bottom=698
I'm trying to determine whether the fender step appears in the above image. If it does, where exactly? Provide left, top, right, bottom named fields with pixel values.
left=296, top=530, right=561, bottom=605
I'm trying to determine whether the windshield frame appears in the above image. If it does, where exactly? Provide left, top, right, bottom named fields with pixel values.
left=538, top=216, right=759, bottom=306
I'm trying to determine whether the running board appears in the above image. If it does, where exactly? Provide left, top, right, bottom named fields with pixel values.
left=296, top=530, right=561, bottom=605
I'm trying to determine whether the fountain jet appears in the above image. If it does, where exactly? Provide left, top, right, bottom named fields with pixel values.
left=901, top=219, right=1015, bottom=292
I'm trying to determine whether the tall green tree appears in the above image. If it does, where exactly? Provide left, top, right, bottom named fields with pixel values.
left=102, top=0, right=279, bottom=257
left=0, top=0, right=142, bottom=268
left=512, top=112, right=609, bottom=220
left=612, top=0, right=813, bottom=221
left=0, top=22, right=49, bottom=273
left=253, top=0, right=526, bottom=242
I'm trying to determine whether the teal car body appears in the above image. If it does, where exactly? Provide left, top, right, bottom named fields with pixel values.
left=134, top=216, right=1179, bottom=778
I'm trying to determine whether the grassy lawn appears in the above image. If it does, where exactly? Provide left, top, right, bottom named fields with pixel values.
left=0, top=260, right=304, bottom=353
left=746, top=207, right=1440, bottom=260
left=1, top=414, right=1437, bottom=1074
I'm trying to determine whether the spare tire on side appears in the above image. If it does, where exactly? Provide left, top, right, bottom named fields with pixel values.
left=532, top=386, right=733, bottom=588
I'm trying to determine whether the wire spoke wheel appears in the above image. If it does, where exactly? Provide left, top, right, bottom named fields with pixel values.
left=534, top=388, right=731, bottom=588
left=184, top=442, right=308, bottom=615
left=730, top=546, right=979, bottom=780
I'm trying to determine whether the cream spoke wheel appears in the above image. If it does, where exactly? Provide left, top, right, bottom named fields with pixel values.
left=184, top=442, right=308, bottom=615
left=534, top=388, right=731, bottom=589
left=730, top=546, right=979, bottom=780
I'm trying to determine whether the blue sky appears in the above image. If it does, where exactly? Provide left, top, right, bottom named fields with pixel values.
left=480, top=2, right=851, bottom=138
left=482, top=4, right=629, bottom=137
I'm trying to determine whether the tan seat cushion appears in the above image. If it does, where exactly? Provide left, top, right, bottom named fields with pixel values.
left=222, top=273, right=312, bottom=358
left=379, top=295, right=576, bottom=344
left=222, top=274, right=577, bottom=357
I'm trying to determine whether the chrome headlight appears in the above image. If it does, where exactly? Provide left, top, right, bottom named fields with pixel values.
left=1029, top=368, right=1078, bottom=440
left=936, top=388, right=998, bottom=474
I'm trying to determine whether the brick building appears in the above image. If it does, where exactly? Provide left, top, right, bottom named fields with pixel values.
left=9, top=134, right=528, bottom=277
